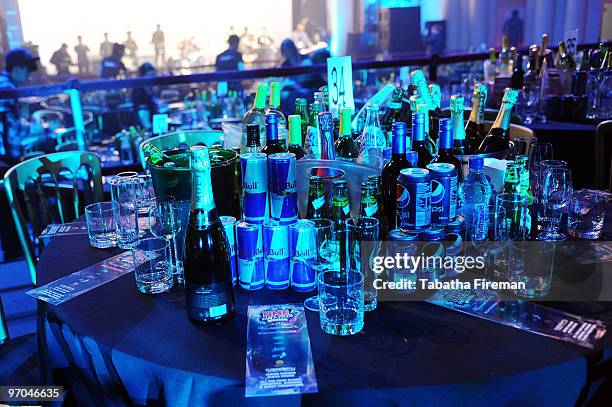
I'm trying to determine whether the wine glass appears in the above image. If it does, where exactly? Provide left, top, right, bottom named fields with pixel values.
left=537, top=167, right=573, bottom=241
left=304, top=219, right=338, bottom=312
left=148, top=196, right=184, bottom=283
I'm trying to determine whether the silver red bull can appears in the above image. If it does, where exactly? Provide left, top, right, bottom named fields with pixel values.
left=235, top=221, right=264, bottom=290
left=220, top=216, right=237, bottom=286
left=240, top=153, right=268, bottom=224
left=263, top=222, right=290, bottom=290
left=268, top=152, right=298, bottom=225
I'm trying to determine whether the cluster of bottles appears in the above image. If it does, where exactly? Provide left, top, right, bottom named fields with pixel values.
left=116, top=126, right=146, bottom=164
left=185, top=88, right=247, bottom=127
left=485, top=34, right=611, bottom=123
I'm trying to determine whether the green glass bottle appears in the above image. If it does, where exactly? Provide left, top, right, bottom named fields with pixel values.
left=287, top=115, right=306, bottom=160
left=295, top=98, right=309, bottom=145
left=330, top=179, right=350, bottom=229
left=359, top=180, right=379, bottom=219
left=514, top=155, right=533, bottom=204
left=143, top=144, right=176, bottom=167
left=416, top=104, right=437, bottom=155
left=366, top=176, right=387, bottom=238
left=503, top=162, right=521, bottom=194
left=334, top=107, right=359, bottom=160
left=242, top=82, right=268, bottom=151
left=306, top=175, right=328, bottom=219
left=184, top=146, right=235, bottom=325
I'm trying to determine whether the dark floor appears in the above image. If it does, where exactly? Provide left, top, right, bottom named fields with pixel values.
left=0, top=256, right=36, bottom=339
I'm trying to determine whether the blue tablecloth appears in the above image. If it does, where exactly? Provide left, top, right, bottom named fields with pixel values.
left=35, top=226, right=612, bottom=406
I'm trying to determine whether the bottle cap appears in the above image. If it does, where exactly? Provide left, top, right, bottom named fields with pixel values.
left=288, top=115, right=301, bottom=145
left=469, top=156, right=484, bottom=170
left=340, top=108, right=352, bottom=135
left=392, top=121, right=407, bottom=133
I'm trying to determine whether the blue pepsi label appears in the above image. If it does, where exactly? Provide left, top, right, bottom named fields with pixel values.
left=430, top=174, right=457, bottom=225
left=397, top=181, right=431, bottom=229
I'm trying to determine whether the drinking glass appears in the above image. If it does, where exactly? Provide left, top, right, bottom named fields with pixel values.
left=304, top=219, right=339, bottom=312
left=537, top=167, right=573, bottom=241
left=567, top=190, right=607, bottom=239
left=529, top=142, right=553, bottom=202
left=318, top=269, right=364, bottom=336
left=110, top=177, right=140, bottom=249
left=512, top=136, right=536, bottom=158
left=508, top=241, right=555, bottom=299
left=470, top=204, right=509, bottom=280
left=135, top=174, right=155, bottom=235
left=148, top=196, right=184, bottom=284
left=521, top=84, right=540, bottom=124
left=496, top=193, right=529, bottom=241
left=346, top=216, right=379, bottom=312
left=173, top=200, right=192, bottom=271
left=85, top=201, right=117, bottom=248
left=132, top=237, right=174, bottom=294
left=289, top=220, right=317, bottom=292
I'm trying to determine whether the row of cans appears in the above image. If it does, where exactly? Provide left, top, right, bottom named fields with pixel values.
left=221, top=216, right=317, bottom=291
left=396, top=163, right=459, bottom=231
left=240, top=152, right=298, bottom=225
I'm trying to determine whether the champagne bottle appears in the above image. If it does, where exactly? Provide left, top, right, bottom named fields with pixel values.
left=244, top=123, right=261, bottom=154
left=410, top=69, right=436, bottom=111
left=411, top=112, right=433, bottom=168
left=295, top=98, right=309, bottom=145
left=511, top=54, right=525, bottom=89
left=450, top=95, right=467, bottom=155
left=465, top=83, right=487, bottom=153
left=242, top=82, right=268, bottom=151
left=287, top=115, right=306, bottom=160
left=143, top=144, right=177, bottom=167
left=266, top=82, right=288, bottom=148
left=433, top=118, right=463, bottom=182
left=556, top=41, right=577, bottom=72
left=261, top=112, right=287, bottom=156
left=334, top=107, right=360, bottom=159
left=380, top=86, right=404, bottom=145
left=539, top=34, right=555, bottom=73
left=184, top=146, right=235, bottom=325
left=381, top=122, right=410, bottom=231
left=306, top=175, right=328, bottom=219
left=478, top=88, right=519, bottom=154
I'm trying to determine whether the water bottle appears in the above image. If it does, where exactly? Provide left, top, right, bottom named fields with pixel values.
left=458, top=157, right=491, bottom=240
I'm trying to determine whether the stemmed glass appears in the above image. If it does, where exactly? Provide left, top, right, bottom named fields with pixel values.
left=537, top=167, right=573, bottom=241
left=148, top=195, right=184, bottom=284
left=304, top=219, right=339, bottom=312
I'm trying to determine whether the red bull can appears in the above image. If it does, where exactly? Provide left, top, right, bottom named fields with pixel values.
left=268, top=153, right=298, bottom=225
left=288, top=219, right=317, bottom=292
left=397, top=168, right=431, bottom=231
left=220, top=216, right=237, bottom=286
left=235, top=221, right=264, bottom=290
left=426, top=163, right=458, bottom=225
left=240, top=153, right=268, bottom=224
left=263, top=222, right=290, bottom=290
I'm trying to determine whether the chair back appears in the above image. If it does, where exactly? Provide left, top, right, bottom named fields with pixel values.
left=54, top=128, right=78, bottom=151
left=139, top=130, right=223, bottom=169
left=31, top=109, right=64, bottom=131
left=595, top=120, right=612, bottom=190
left=116, top=102, right=139, bottom=130
left=3, top=152, right=103, bottom=285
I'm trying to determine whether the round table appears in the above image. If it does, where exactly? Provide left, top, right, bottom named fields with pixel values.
left=36, top=232, right=612, bottom=406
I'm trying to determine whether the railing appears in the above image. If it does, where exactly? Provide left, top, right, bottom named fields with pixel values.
left=0, top=42, right=604, bottom=100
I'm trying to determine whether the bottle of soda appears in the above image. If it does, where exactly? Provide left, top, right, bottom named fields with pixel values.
left=287, top=115, right=306, bottom=160
left=381, top=122, right=410, bottom=232
left=295, top=98, right=309, bottom=145
left=306, top=175, right=328, bottom=219
left=358, top=103, right=386, bottom=159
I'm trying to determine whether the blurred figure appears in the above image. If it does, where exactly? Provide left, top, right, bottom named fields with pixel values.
left=258, top=27, right=274, bottom=48
left=280, top=39, right=308, bottom=68
left=216, top=35, right=244, bottom=71
left=151, top=24, right=165, bottom=68
left=99, top=43, right=126, bottom=79
left=100, top=33, right=113, bottom=58
left=124, top=31, right=138, bottom=67
left=291, top=20, right=313, bottom=50
left=424, top=23, right=445, bottom=54
left=50, top=43, right=71, bottom=75
left=132, top=62, right=159, bottom=130
left=503, top=9, right=524, bottom=47
left=23, top=41, right=46, bottom=78
left=74, top=35, right=90, bottom=74
left=0, top=48, right=42, bottom=260
left=279, top=39, right=312, bottom=103
left=178, top=36, right=200, bottom=65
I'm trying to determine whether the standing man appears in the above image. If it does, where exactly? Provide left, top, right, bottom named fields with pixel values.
left=100, top=33, right=113, bottom=59
left=151, top=24, right=165, bottom=68
left=0, top=48, right=43, bottom=260
left=124, top=31, right=138, bottom=68
left=216, top=35, right=244, bottom=91
left=503, top=9, right=524, bottom=47
left=50, top=43, right=71, bottom=75
left=74, top=35, right=90, bottom=74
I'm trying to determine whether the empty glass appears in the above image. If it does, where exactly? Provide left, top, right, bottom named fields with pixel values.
left=132, top=237, right=174, bottom=294
left=513, top=136, right=536, bottom=158
left=538, top=167, right=573, bottom=241
left=529, top=142, right=553, bottom=202
left=135, top=175, right=155, bottom=234
left=304, top=219, right=339, bottom=312
left=85, top=201, right=117, bottom=248
left=110, top=177, right=140, bottom=249
left=508, top=241, right=555, bottom=299
left=148, top=196, right=184, bottom=284
left=567, top=190, right=607, bottom=239
left=496, top=193, right=529, bottom=241
left=318, top=269, right=364, bottom=336
left=346, top=216, right=379, bottom=312
left=470, top=204, right=509, bottom=280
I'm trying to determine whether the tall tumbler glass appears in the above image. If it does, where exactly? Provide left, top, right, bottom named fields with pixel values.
left=496, top=193, right=529, bottom=241
left=318, top=269, right=364, bottom=336
left=110, top=177, right=140, bottom=249
left=508, top=241, right=556, bottom=298
left=469, top=204, right=509, bottom=280
left=304, top=219, right=339, bottom=311
left=148, top=196, right=183, bottom=284
left=346, top=216, right=379, bottom=312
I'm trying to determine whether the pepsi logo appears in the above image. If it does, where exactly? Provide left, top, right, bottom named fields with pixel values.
left=431, top=180, right=445, bottom=204
left=396, top=184, right=410, bottom=208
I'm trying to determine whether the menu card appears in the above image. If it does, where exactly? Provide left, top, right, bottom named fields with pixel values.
left=27, top=251, right=150, bottom=305
left=39, top=222, right=88, bottom=238
left=245, top=304, right=318, bottom=397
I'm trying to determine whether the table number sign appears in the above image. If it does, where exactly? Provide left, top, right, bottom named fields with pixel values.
left=429, top=289, right=607, bottom=349
left=245, top=304, right=318, bottom=397
left=27, top=251, right=152, bottom=305
left=564, top=29, right=578, bottom=56
left=39, top=222, right=88, bottom=239
left=327, top=56, right=355, bottom=112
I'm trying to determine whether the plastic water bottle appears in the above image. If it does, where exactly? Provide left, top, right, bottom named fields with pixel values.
left=459, top=157, right=491, bottom=240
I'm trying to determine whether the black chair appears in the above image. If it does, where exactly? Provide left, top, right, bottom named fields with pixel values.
left=594, top=120, right=612, bottom=191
